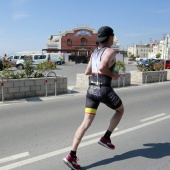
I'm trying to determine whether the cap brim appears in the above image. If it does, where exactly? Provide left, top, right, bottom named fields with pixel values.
left=96, top=36, right=108, bottom=43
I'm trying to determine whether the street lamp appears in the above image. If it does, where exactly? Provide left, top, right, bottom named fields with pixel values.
left=163, top=34, right=169, bottom=70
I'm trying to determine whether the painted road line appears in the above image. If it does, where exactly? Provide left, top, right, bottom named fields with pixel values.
left=82, top=128, right=118, bottom=140
left=140, top=113, right=166, bottom=122
left=0, top=115, right=170, bottom=170
left=0, top=104, right=11, bottom=106
left=0, top=152, right=29, bottom=164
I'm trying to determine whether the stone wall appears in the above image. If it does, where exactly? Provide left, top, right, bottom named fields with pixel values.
left=166, top=69, right=170, bottom=80
left=76, top=73, right=131, bottom=90
left=130, top=70, right=168, bottom=84
left=0, top=77, right=67, bottom=101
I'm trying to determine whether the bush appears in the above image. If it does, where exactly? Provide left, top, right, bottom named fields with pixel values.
left=115, top=60, right=126, bottom=73
left=24, top=57, right=34, bottom=77
left=1, top=60, right=56, bottom=80
left=37, top=61, right=56, bottom=74
left=137, top=61, right=164, bottom=71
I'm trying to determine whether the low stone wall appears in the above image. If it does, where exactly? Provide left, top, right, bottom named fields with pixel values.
left=166, top=69, right=170, bottom=80
left=76, top=73, right=131, bottom=90
left=130, top=70, right=168, bottom=84
left=0, top=77, right=67, bottom=101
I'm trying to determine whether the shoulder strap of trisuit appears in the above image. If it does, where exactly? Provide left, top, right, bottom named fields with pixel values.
left=98, top=47, right=108, bottom=61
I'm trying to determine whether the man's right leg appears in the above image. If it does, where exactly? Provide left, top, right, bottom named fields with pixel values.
left=63, top=93, right=99, bottom=170
left=63, top=113, right=95, bottom=170
left=72, top=113, right=95, bottom=151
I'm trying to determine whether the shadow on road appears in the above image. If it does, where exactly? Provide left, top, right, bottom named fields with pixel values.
left=82, top=142, right=170, bottom=169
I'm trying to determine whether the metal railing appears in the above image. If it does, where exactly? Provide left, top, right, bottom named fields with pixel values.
left=0, top=75, right=4, bottom=102
left=118, top=69, right=126, bottom=88
left=159, top=70, right=165, bottom=82
left=45, top=71, right=57, bottom=97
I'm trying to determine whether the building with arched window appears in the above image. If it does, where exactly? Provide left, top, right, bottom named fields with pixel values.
left=44, top=26, right=120, bottom=57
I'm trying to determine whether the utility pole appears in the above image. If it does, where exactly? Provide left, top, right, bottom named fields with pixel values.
left=163, top=34, right=169, bottom=70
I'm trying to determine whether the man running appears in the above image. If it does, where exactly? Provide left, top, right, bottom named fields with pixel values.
left=63, top=26, right=124, bottom=170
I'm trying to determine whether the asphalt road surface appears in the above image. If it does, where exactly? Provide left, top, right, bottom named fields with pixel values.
left=0, top=80, right=170, bottom=170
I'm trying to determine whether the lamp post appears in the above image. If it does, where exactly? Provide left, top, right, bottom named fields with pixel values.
left=163, top=34, right=169, bottom=70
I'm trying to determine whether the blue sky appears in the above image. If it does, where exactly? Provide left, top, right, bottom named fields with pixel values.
left=0, top=0, right=170, bottom=56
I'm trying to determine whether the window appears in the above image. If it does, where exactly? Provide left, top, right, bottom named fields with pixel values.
left=39, top=55, right=46, bottom=59
left=34, top=55, right=39, bottom=60
left=20, top=56, right=25, bottom=59
left=14, top=56, right=19, bottom=59
left=67, top=39, right=72, bottom=45
left=34, top=55, right=46, bottom=60
left=81, top=38, right=86, bottom=45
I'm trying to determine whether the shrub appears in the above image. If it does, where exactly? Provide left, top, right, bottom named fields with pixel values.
left=37, top=61, right=56, bottom=74
left=24, top=56, right=34, bottom=77
left=115, top=60, right=126, bottom=73
left=1, top=59, right=56, bottom=79
left=137, top=61, right=164, bottom=72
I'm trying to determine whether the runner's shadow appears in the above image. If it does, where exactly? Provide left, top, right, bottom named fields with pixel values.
left=82, top=142, right=170, bottom=169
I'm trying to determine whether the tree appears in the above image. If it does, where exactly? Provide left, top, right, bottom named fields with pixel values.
left=156, top=53, right=161, bottom=59
left=136, top=54, right=140, bottom=58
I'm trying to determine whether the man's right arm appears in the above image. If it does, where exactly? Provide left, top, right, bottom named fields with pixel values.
left=85, top=57, right=92, bottom=75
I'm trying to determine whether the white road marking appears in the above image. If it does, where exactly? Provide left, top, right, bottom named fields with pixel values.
left=0, top=115, right=169, bottom=170
left=0, top=152, right=29, bottom=164
left=82, top=128, right=118, bottom=140
left=140, top=113, right=166, bottom=122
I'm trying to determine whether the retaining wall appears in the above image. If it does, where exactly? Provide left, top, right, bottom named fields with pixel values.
left=130, top=70, right=168, bottom=84
left=76, top=73, right=131, bottom=90
left=166, top=69, right=170, bottom=80
left=0, top=77, right=67, bottom=101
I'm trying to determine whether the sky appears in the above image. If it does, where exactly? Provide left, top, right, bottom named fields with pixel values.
left=0, top=0, right=170, bottom=56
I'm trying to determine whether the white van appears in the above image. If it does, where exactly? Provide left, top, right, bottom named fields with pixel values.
left=7, top=55, right=28, bottom=65
left=47, top=53, right=64, bottom=65
left=16, top=54, right=50, bottom=69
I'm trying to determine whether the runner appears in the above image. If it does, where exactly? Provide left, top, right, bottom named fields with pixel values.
left=63, top=26, right=124, bottom=170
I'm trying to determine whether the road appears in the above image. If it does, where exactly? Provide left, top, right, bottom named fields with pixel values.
left=0, top=79, right=170, bottom=170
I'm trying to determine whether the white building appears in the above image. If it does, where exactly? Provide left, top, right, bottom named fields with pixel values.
left=127, top=34, right=170, bottom=60
left=127, top=44, right=153, bottom=59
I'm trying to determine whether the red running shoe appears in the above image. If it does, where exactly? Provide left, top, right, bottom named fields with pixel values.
left=63, top=154, right=81, bottom=170
left=98, top=136, right=115, bottom=150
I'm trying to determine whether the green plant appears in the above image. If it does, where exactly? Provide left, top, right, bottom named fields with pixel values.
left=137, top=61, right=164, bottom=72
left=156, top=53, right=161, bottom=59
left=1, top=68, right=11, bottom=79
left=37, top=61, right=56, bottom=73
left=24, top=57, right=34, bottom=77
left=18, top=72, right=26, bottom=78
left=152, top=62, right=164, bottom=71
left=33, top=72, right=44, bottom=78
left=115, top=60, right=126, bottom=72
left=136, top=54, right=140, bottom=58
left=9, top=72, right=20, bottom=79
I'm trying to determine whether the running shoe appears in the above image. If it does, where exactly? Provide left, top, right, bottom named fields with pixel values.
left=63, top=154, right=81, bottom=170
left=98, top=136, right=115, bottom=150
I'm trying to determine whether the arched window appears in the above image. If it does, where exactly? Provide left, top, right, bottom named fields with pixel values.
left=81, top=37, right=87, bottom=45
left=67, top=39, right=72, bottom=45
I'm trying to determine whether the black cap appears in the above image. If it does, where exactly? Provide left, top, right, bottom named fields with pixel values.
left=96, top=26, right=114, bottom=43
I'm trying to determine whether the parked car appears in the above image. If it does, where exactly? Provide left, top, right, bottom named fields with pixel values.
left=137, top=59, right=157, bottom=67
left=16, top=54, right=50, bottom=69
left=165, top=60, right=170, bottom=69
